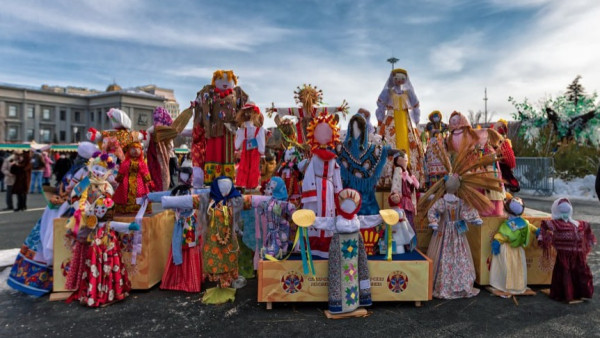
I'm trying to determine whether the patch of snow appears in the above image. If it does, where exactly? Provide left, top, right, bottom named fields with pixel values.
left=0, top=267, right=12, bottom=292
left=0, top=248, right=19, bottom=267
left=520, top=175, right=598, bottom=201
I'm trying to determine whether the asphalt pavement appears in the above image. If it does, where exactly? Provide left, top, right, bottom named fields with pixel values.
left=0, top=191, right=598, bottom=337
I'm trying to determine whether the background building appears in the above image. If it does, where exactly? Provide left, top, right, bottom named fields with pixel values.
left=0, top=82, right=180, bottom=143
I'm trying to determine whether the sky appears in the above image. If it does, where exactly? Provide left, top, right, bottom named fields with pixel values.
left=1, top=0, right=600, bottom=127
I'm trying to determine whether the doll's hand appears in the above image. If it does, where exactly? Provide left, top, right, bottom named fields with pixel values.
left=471, top=219, right=483, bottom=226
left=129, top=222, right=140, bottom=231
left=428, top=223, right=438, bottom=231
left=491, top=240, right=501, bottom=255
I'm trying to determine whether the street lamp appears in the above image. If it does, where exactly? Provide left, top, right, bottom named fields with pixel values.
left=73, top=127, right=78, bottom=143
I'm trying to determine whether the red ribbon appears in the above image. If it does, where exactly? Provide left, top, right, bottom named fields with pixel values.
left=214, top=87, right=233, bottom=98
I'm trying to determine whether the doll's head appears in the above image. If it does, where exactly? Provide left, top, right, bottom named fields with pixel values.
left=504, top=195, right=525, bottom=216
left=107, top=108, right=132, bottom=130
left=444, top=173, right=461, bottom=195
left=84, top=195, right=115, bottom=222
left=211, top=70, right=237, bottom=91
left=127, top=143, right=143, bottom=159
left=493, top=119, right=508, bottom=137
left=429, top=110, right=442, bottom=123
left=347, top=113, right=367, bottom=148
left=306, top=112, right=340, bottom=151
left=235, top=102, right=261, bottom=127
left=87, top=152, right=116, bottom=181
left=392, top=69, right=408, bottom=86
left=449, top=111, right=470, bottom=131
left=153, top=106, right=173, bottom=127
left=393, top=150, right=409, bottom=169
left=294, top=84, right=324, bottom=114
left=178, top=166, right=193, bottom=187
left=265, top=177, right=288, bottom=201
left=335, top=188, right=362, bottom=219
left=551, top=198, right=577, bottom=224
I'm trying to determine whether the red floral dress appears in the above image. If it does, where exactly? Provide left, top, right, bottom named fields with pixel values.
left=114, top=158, right=152, bottom=214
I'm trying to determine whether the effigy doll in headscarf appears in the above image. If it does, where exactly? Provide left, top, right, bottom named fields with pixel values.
left=161, top=176, right=243, bottom=304
left=375, top=68, right=425, bottom=186
left=336, top=113, right=389, bottom=216
left=244, top=177, right=296, bottom=264
left=490, top=196, right=538, bottom=295
left=538, top=198, right=596, bottom=303
left=297, top=189, right=399, bottom=314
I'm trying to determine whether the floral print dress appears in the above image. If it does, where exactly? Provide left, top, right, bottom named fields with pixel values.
left=426, top=195, right=482, bottom=299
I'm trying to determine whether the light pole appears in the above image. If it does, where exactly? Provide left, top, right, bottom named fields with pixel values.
left=387, top=57, right=399, bottom=70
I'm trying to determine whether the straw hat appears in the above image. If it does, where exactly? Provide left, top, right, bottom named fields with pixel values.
left=379, top=209, right=400, bottom=225
left=292, top=209, right=316, bottom=228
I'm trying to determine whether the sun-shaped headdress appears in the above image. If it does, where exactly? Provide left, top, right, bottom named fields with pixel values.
left=306, top=112, right=340, bottom=151
left=294, top=84, right=324, bottom=114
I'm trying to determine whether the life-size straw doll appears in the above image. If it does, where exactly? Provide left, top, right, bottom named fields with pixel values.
left=87, top=108, right=146, bottom=162
left=301, top=112, right=343, bottom=258
left=146, top=106, right=174, bottom=192
left=161, top=176, right=243, bottom=304
left=490, top=196, right=539, bottom=295
left=234, top=102, right=265, bottom=190
left=375, top=68, right=425, bottom=186
left=418, top=145, right=503, bottom=299
left=297, top=189, right=399, bottom=314
left=336, top=113, right=389, bottom=215
left=446, top=111, right=505, bottom=216
left=196, top=70, right=249, bottom=185
left=539, top=198, right=596, bottom=303
left=244, top=177, right=296, bottom=263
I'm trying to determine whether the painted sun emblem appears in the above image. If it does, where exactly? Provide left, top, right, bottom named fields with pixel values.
left=281, top=271, right=304, bottom=294
left=387, top=270, right=409, bottom=293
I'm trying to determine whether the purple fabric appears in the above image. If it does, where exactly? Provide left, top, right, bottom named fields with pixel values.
left=153, top=107, right=173, bottom=127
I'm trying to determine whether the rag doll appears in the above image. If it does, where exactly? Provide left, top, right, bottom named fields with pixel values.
left=490, top=196, right=538, bottom=295
left=113, top=141, right=154, bottom=214
left=389, top=150, right=419, bottom=235
left=336, top=113, right=388, bottom=215
left=539, top=198, right=596, bottom=302
left=234, top=102, right=265, bottom=190
left=419, top=144, right=503, bottom=299
left=301, top=112, right=343, bottom=258
left=147, top=106, right=174, bottom=191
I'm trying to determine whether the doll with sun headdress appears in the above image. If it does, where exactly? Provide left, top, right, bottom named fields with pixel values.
left=301, top=112, right=343, bottom=258
left=418, top=144, right=503, bottom=299
left=267, top=84, right=348, bottom=144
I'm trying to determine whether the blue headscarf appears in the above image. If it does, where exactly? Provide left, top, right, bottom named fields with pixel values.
left=209, top=176, right=241, bottom=204
left=269, top=177, right=288, bottom=201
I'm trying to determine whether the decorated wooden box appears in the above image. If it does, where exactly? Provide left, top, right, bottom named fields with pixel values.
left=464, top=208, right=554, bottom=286
left=258, top=250, right=432, bottom=308
left=53, top=210, right=175, bottom=291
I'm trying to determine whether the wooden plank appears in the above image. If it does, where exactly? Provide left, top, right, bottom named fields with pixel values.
left=324, top=308, right=369, bottom=319
left=49, top=292, right=72, bottom=302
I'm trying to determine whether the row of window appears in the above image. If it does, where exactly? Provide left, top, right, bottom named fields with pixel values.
left=6, top=126, right=82, bottom=142
left=7, top=104, right=85, bottom=122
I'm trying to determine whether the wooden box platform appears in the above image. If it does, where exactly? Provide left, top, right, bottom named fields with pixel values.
left=257, top=250, right=432, bottom=309
left=53, top=210, right=175, bottom=291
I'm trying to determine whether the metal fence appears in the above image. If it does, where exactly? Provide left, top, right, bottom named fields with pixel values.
left=514, top=157, right=555, bottom=196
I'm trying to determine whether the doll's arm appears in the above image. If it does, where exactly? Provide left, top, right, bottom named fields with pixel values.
left=234, top=127, right=245, bottom=151
left=257, top=127, right=266, bottom=155
left=461, top=202, right=483, bottom=225
left=357, top=215, right=384, bottom=229
left=427, top=199, right=443, bottom=230
left=110, top=221, right=140, bottom=233
left=311, top=216, right=336, bottom=231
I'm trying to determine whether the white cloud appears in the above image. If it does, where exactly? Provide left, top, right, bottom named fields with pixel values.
left=428, top=32, right=484, bottom=73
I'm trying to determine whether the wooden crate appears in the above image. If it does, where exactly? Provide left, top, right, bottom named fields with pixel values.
left=257, top=250, right=432, bottom=309
left=53, top=210, right=175, bottom=291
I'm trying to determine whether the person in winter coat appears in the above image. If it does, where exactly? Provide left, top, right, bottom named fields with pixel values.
left=41, top=151, right=53, bottom=186
left=0, top=151, right=5, bottom=192
left=29, top=150, right=45, bottom=193
left=11, top=151, right=32, bottom=211
left=1, top=153, right=16, bottom=210
left=54, top=154, right=72, bottom=187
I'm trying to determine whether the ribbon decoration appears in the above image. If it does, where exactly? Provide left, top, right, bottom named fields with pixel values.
left=264, top=226, right=315, bottom=276
left=386, top=224, right=393, bottom=261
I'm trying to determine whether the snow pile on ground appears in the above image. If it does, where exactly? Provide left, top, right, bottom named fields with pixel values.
left=521, top=175, right=598, bottom=200
left=0, top=267, right=13, bottom=293
left=0, top=248, right=19, bottom=268
left=552, top=175, right=598, bottom=200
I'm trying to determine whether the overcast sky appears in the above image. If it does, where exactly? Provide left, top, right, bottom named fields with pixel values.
left=1, top=0, right=599, bottom=125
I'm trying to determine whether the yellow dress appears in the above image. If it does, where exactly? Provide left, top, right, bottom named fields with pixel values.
left=379, top=92, right=425, bottom=186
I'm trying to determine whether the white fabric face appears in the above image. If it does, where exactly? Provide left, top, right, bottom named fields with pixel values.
left=264, top=180, right=276, bottom=196
left=91, top=164, right=107, bottom=178
left=94, top=203, right=108, bottom=218
left=432, top=115, right=440, bottom=122
left=508, top=200, right=524, bottom=216
left=215, top=74, right=235, bottom=90
left=218, top=179, right=233, bottom=197
left=314, top=123, right=333, bottom=145
left=340, top=199, right=358, bottom=214
left=180, top=173, right=190, bottom=184
left=352, top=121, right=361, bottom=140
left=551, top=198, right=579, bottom=227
